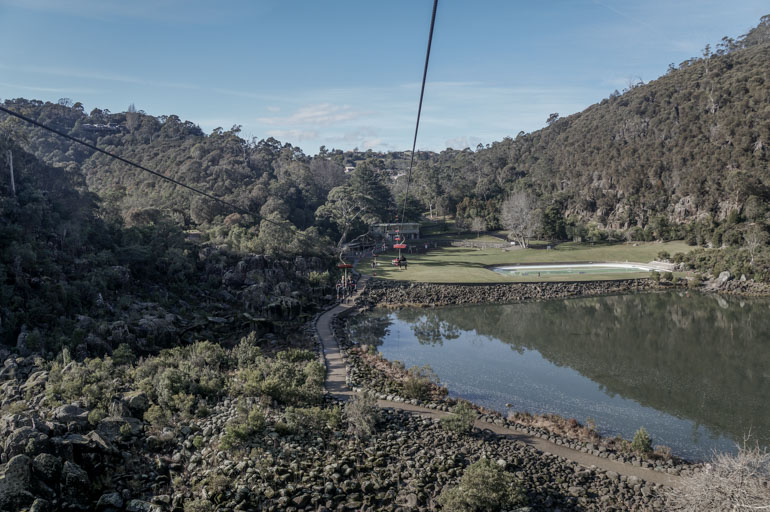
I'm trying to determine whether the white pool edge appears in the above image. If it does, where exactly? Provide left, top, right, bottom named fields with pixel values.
left=494, top=262, right=658, bottom=272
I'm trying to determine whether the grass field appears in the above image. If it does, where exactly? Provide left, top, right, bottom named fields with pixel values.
left=357, top=240, right=694, bottom=283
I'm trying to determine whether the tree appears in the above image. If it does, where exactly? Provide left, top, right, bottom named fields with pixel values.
left=309, top=157, right=345, bottom=194
left=500, top=191, right=540, bottom=248
left=546, top=112, right=559, bottom=125
left=744, top=225, right=768, bottom=266
left=541, top=205, right=567, bottom=240
left=471, top=217, right=486, bottom=238
left=315, top=186, right=377, bottom=248
left=347, top=162, right=392, bottom=221
left=126, top=103, right=140, bottom=132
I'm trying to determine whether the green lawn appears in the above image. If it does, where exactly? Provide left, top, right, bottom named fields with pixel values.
left=358, top=240, right=694, bottom=283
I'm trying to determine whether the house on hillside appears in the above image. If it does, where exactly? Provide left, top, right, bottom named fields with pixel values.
left=371, top=222, right=421, bottom=241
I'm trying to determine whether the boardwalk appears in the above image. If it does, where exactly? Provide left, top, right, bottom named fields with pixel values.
left=315, top=274, right=680, bottom=488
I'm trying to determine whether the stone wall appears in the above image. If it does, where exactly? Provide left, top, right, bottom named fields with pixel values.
left=362, top=279, right=664, bottom=307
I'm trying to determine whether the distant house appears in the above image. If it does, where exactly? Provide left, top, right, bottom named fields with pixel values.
left=371, top=222, right=421, bottom=241
left=344, top=166, right=356, bottom=174
left=184, top=230, right=203, bottom=242
left=82, top=123, right=121, bottom=133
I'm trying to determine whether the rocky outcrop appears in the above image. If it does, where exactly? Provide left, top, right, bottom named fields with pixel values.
left=363, top=279, right=663, bottom=307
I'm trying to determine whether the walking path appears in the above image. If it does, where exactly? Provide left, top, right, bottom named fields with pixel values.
left=316, top=273, right=680, bottom=488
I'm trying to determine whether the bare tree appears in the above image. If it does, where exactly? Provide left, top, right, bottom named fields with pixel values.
left=666, top=441, right=770, bottom=511
left=500, top=191, right=540, bottom=248
left=744, top=225, right=768, bottom=266
left=310, top=158, right=346, bottom=194
left=471, top=217, right=486, bottom=238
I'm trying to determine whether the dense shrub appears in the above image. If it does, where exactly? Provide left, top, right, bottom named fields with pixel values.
left=230, top=342, right=324, bottom=406
left=282, top=405, right=342, bottom=435
left=111, top=343, right=135, bottom=365
left=437, top=458, right=527, bottom=512
left=402, top=365, right=439, bottom=400
left=631, top=427, right=653, bottom=455
left=220, top=406, right=265, bottom=450
left=132, top=341, right=228, bottom=414
left=144, top=405, right=169, bottom=428
left=45, top=356, right=123, bottom=409
left=682, top=246, right=770, bottom=282
left=440, top=402, right=477, bottom=434
left=345, top=392, right=379, bottom=439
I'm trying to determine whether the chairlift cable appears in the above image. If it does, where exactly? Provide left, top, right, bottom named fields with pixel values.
left=0, top=104, right=320, bottom=248
left=396, top=0, right=438, bottom=255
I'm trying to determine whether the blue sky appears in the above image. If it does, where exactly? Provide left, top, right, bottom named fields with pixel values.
left=0, top=0, right=767, bottom=154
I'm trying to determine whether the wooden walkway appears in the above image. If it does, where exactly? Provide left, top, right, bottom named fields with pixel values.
left=315, top=274, right=680, bottom=488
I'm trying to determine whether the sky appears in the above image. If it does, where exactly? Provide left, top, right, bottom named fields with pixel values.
left=0, top=0, right=767, bottom=155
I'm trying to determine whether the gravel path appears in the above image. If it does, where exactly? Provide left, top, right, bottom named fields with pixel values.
left=316, top=275, right=680, bottom=488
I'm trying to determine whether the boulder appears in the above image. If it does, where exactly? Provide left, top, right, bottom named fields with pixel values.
left=0, top=454, right=34, bottom=511
left=21, top=371, right=48, bottom=394
left=32, top=453, right=61, bottom=483
left=29, top=498, right=51, bottom=512
left=52, top=405, right=89, bottom=428
left=123, top=391, right=150, bottom=416
left=59, top=461, right=89, bottom=506
left=3, top=427, right=49, bottom=458
left=55, top=431, right=117, bottom=457
left=108, top=399, right=131, bottom=418
left=716, top=271, right=731, bottom=286
left=126, top=499, right=162, bottom=512
left=96, top=492, right=124, bottom=510
left=97, top=416, right=143, bottom=442
left=0, top=362, right=18, bottom=382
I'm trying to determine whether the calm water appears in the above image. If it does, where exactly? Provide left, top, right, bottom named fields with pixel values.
left=348, top=292, right=770, bottom=460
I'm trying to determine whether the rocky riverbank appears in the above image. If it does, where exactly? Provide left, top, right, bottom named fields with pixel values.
left=334, top=313, right=695, bottom=473
left=317, top=311, right=707, bottom=510
left=361, top=279, right=668, bottom=307
left=0, top=345, right=673, bottom=512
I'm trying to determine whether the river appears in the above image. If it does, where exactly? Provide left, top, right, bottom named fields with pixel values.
left=347, top=291, right=770, bottom=460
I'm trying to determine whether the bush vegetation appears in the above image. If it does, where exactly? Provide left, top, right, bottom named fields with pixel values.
left=440, top=402, right=477, bottom=434
left=631, top=427, right=653, bottom=455
left=666, top=443, right=770, bottom=511
left=437, top=458, right=527, bottom=512
left=402, top=364, right=440, bottom=400
left=220, top=405, right=266, bottom=450
left=345, top=392, right=379, bottom=439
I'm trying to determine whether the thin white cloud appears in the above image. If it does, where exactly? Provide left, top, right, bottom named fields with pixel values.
left=13, top=64, right=199, bottom=90
left=267, top=129, right=319, bottom=141
left=266, top=106, right=281, bottom=112
left=257, top=103, right=370, bottom=126
left=0, top=81, right=101, bottom=95
left=0, top=0, right=242, bottom=24
left=445, top=136, right=484, bottom=150
left=212, top=88, right=284, bottom=101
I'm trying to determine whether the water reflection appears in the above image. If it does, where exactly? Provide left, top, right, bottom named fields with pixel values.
left=349, top=292, right=770, bottom=457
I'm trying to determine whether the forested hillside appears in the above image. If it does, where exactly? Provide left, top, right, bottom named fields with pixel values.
left=415, top=16, right=770, bottom=239
left=1, top=15, right=769, bottom=274
left=0, top=137, right=333, bottom=354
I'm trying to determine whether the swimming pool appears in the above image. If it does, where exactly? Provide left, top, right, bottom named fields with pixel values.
left=493, top=262, right=656, bottom=277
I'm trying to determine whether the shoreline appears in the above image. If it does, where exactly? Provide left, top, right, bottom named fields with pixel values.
left=345, top=278, right=709, bottom=467
left=315, top=283, right=685, bottom=509
left=360, top=277, right=672, bottom=308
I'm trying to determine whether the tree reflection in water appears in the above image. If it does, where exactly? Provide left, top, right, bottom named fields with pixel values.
left=352, top=292, right=770, bottom=452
